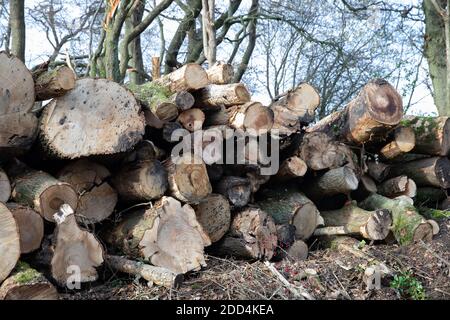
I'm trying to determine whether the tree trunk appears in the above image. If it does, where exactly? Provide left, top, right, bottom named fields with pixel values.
left=103, top=197, right=211, bottom=274
left=378, top=176, right=417, bottom=198
left=215, top=176, right=252, bottom=208
left=155, top=63, right=210, bottom=92
left=39, top=78, right=145, bottom=159
left=126, top=1, right=145, bottom=85
left=7, top=203, right=43, bottom=254
left=33, top=66, right=76, bottom=101
left=0, top=168, right=11, bottom=202
left=171, top=91, right=195, bottom=111
left=194, top=83, right=251, bottom=109
left=306, top=79, right=403, bottom=144
left=379, top=126, right=415, bottom=159
left=9, top=0, right=25, bottom=61
left=206, top=62, right=234, bottom=84
left=178, top=108, right=205, bottom=131
left=0, top=202, right=20, bottom=283
left=202, top=0, right=216, bottom=66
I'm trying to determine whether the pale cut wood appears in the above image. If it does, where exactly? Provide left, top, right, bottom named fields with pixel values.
left=380, top=126, right=415, bottom=159
left=215, top=176, right=251, bottom=208
left=155, top=63, right=210, bottom=92
left=378, top=176, right=417, bottom=198
left=7, top=203, right=43, bottom=254
left=177, top=108, right=205, bottom=132
left=306, top=166, right=359, bottom=201
left=171, top=91, right=195, bottom=111
left=0, top=202, right=20, bottom=283
left=0, top=167, right=11, bottom=202
left=39, top=78, right=145, bottom=159
left=274, top=156, right=307, bottom=181
left=34, top=66, right=76, bottom=101
left=195, top=83, right=250, bottom=109
left=206, top=62, right=234, bottom=84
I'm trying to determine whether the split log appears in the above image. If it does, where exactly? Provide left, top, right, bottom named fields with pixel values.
left=273, top=156, right=307, bottom=182
left=0, top=202, right=20, bottom=283
left=104, top=197, right=211, bottom=274
left=314, top=202, right=392, bottom=240
left=0, top=167, right=11, bottom=202
left=106, top=255, right=183, bottom=289
left=0, top=262, right=58, bottom=300
left=258, top=187, right=323, bottom=240
left=51, top=204, right=104, bottom=287
left=7, top=203, right=43, bottom=254
left=367, top=161, right=390, bottom=182
left=211, top=207, right=278, bottom=260
left=155, top=63, right=210, bottom=92
left=379, top=126, right=415, bottom=159
left=170, top=91, right=195, bottom=111
left=415, top=187, right=447, bottom=207
left=111, top=160, right=167, bottom=203
left=40, top=78, right=145, bottom=159
left=378, top=176, right=417, bottom=198
left=205, top=62, right=234, bottom=84
left=359, top=194, right=434, bottom=245
left=389, top=157, right=450, bottom=188
left=33, top=66, right=76, bottom=101
left=270, top=83, right=321, bottom=137
left=193, top=194, right=231, bottom=243
left=215, top=176, right=252, bottom=208
left=195, top=83, right=250, bottom=109
left=177, top=108, right=205, bottom=132
left=306, top=79, right=403, bottom=145
left=0, top=52, right=38, bottom=156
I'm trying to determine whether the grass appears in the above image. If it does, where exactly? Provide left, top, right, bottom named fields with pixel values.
left=390, top=270, right=426, bottom=300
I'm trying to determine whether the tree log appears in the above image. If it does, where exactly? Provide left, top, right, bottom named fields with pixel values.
left=273, top=156, right=307, bottom=182
left=0, top=202, right=20, bottom=283
left=39, top=78, right=145, bottom=159
left=177, top=108, right=205, bottom=132
left=7, top=203, right=43, bottom=254
left=0, top=167, right=11, bottom=202
left=33, top=66, right=76, bottom=101
left=122, top=140, right=166, bottom=164
left=380, top=126, right=415, bottom=159
left=104, top=197, right=211, bottom=274
left=155, top=63, right=210, bottom=92
left=195, top=83, right=250, bottom=109
left=286, top=240, right=309, bottom=262
left=378, top=176, right=417, bottom=198
left=367, top=161, right=390, bottom=182
left=215, top=176, right=252, bottom=208
left=170, top=91, right=195, bottom=111
left=206, top=62, right=234, bottom=84
left=306, top=79, right=403, bottom=144
left=359, top=194, right=434, bottom=245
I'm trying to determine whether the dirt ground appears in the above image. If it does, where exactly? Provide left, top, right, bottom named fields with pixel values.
left=61, top=218, right=450, bottom=300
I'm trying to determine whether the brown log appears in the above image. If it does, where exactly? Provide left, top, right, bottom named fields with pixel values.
left=379, top=126, right=415, bottom=159
left=57, top=159, right=118, bottom=223
left=367, top=161, right=390, bottom=182
left=7, top=203, right=43, bottom=254
left=286, top=240, right=309, bottom=262
left=273, top=156, right=307, bottom=182
left=378, top=176, right=417, bottom=198
left=195, top=83, right=250, bottom=109
left=111, top=159, right=168, bottom=203
left=39, top=78, right=145, bottom=159
left=104, top=197, right=211, bottom=274
left=215, top=176, right=252, bottom=208
left=0, top=167, right=11, bottom=202
left=205, top=62, right=234, bottom=84
left=33, top=66, right=76, bottom=101
left=306, top=79, right=403, bottom=145
left=122, top=140, right=166, bottom=164
left=211, top=207, right=278, bottom=260
left=0, top=202, right=20, bottom=283
left=154, top=63, right=210, bottom=92
left=170, top=91, right=195, bottom=111
left=177, top=108, right=205, bottom=132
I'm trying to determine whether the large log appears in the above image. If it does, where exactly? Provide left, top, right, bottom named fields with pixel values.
left=0, top=52, right=39, bottom=156
left=389, top=157, right=450, bottom=188
left=194, top=83, right=251, bottom=109
left=0, top=202, right=20, bottom=283
left=104, top=197, right=211, bottom=274
left=0, top=262, right=58, bottom=300
left=306, top=79, right=403, bottom=145
left=215, top=176, right=252, bottom=208
left=211, top=207, right=278, bottom=260
left=379, top=126, right=415, bottom=159
left=359, top=194, right=435, bottom=245
left=205, top=62, right=234, bottom=84
left=7, top=203, right=43, bottom=254
left=33, top=66, right=76, bottom=101
left=193, top=194, right=231, bottom=243
left=155, top=63, right=210, bottom=92
left=0, top=167, right=11, bottom=202
left=378, top=176, right=417, bottom=198
left=39, top=78, right=146, bottom=159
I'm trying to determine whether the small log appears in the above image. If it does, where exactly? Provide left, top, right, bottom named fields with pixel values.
left=359, top=194, right=434, bottom=245
left=211, top=207, right=278, bottom=260
left=367, top=161, right=390, bottom=183
left=162, top=121, right=185, bottom=143
left=195, top=83, right=250, bottom=109
left=193, top=193, right=231, bottom=243
left=306, top=166, right=359, bottom=201
left=51, top=204, right=104, bottom=287
left=0, top=202, right=20, bottom=283
left=111, top=160, right=168, bottom=202
left=206, top=62, right=234, bottom=84
left=104, top=197, right=211, bottom=274
left=123, top=140, right=166, bottom=164
left=106, top=255, right=183, bottom=289
left=155, top=63, right=210, bottom=92
left=215, top=176, right=252, bottom=208
left=170, top=91, right=195, bottom=111
left=274, top=156, right=307, bottom=182
left=314, top=202, right=392, bottom=240
left=378, top=176, right=417, bottom=198
left=0, top=167, right=11, bottom=202
left=7, top=203, right=43, bottom=254
left=177, top=108, right=205, bottom=132
left=286, top=240, right=309, bottom=262
left=306, top=79, right=403, bottom=145
left=415, top=187, right=447, bottom=207
left=258, top=186, right=323, bottom=240
left=33, top=66, right=76, bottom=101
left=0, top=262, right=58, bottom=300
left=39, top=78, right=145, bottom=159
left=380, top=126, right=415, bottom=159
left=389, top=157, right=450, bottom=188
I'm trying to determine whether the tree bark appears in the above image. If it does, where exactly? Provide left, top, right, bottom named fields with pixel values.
left=156, top=63, right=210, bottom=92
left=33, top=66, right=76, bottom=101
left=0, top=202, right=20, bottom=283
left=7, top=203, right=43, bottom=254
left=194, top=83, right=251, bottom=109
left=215, top=176, right=252, bottom=208
left=378, top=176, right=417, bottom=198
left=171, top=91, right=195, bottom=111
left=9, top=0, right=25, bottom=61
left=273, top=156, right=307, bottom=182
left=0, top=167, right=11, bottom=202
left=202, top=0, right=216, bottom=66
left=379, top=126, right=415, bottom=159
left=206, top=62, right=234, bottom=84
left=367, top=161, right=390, bottom=182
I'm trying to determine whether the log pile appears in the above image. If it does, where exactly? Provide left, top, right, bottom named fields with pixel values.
left=0, top=52, right=447, bottom=298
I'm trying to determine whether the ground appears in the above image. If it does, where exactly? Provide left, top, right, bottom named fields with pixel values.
left=61, top=218, right=450, bottom=300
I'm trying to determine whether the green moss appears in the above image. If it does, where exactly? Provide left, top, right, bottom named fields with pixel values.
left=13, top=262, right=41, bottom=284
left=401, top=117, right=438, bottom=143
left=419, top=207, right=450, bottom=220
left=128, top=82, right=171, bottom=111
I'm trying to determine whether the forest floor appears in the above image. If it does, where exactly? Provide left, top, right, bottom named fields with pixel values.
left=61, top=218, right=450, bottom=300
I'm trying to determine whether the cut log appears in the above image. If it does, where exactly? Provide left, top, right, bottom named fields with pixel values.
left=170, top=91, right=195, bottom=111
left=164, top=153, right=212, bottom=204
left=40, top=78, right=145, bottom=159
left=155, top=63, right=210, bottom=92
left=33, top=66, right=76, bottom=101
left=215, top=176, right=251, bottom=208
left=314, top=202, right=392, bottom=240
left=306, top=79, right=403, bottom=144
left=359, top=194, right=434, bottom=245
left=258, top=187, right=323, bottom=240
left=274, top=224, right=296, bottom=260
left=415, top=187, right=447, bottom=207
left=57, top=159, right=118, bottom=223
left=378, top=176, right=417, bottom=198
left=270, top=83, right=321, bottom=137
left=0, top=52, right=39, bottom=156
left=111, top=160, right=168, bottom=203
left=211, top=207, right=277, bottom=260
left=380, top=126, right=415, bottom=159
left=104, top=197, right=211, bottom=274
left=193, top=193, right=231, bottom=243
left=195, top=83, right=250, bottom=109
left=177, top=108, right=205, bottom=132
left=367, top=161, right=390, bottom=183
left=106, top=255, right=183, bottom=289
left=51, top=204, right=104, bottom=287
left=274, top=156, right=308, bottom=182
left=162, top=121, right=185, bottom=143
left=389, top=157, right=450, bottom=188
left=286, top=240, right=309, bottom=262
left=0, top=167, right=11, bottom=202
left=0, top=262, right=58, bottom=300
left=7, top=203, right=43, bottom=254
left=0, top=202, right=20, bottom=283
left=123, top=140, right=166, bottom=164
left=205, top=62, right=234, bottom=84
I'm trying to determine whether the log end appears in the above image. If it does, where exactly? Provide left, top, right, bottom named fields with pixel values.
left=365, top=79, right=403, bottom=125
